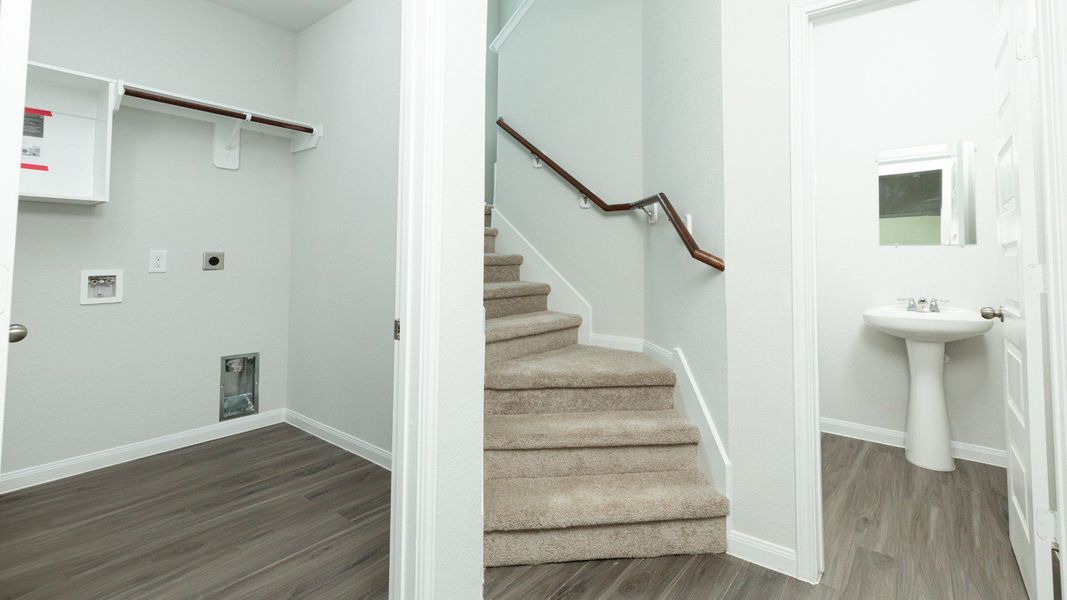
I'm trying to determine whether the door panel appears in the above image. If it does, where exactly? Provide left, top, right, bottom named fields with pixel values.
left=993, top=0, right=1053, bottom=597
left=0, top=0, right=33, bottom=469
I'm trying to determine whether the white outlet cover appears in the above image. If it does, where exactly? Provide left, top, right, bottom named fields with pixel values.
left=149, top=250, right=167, bottom=273
left=80, top=269, right=124, bottom=305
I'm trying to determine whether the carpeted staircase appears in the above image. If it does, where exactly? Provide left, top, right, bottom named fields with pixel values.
left=482, top=205, right=729, bottom=567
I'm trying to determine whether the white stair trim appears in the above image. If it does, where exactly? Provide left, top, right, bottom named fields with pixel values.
left=821, top=417, right=1007, bottom=467
left=489, top=0, right=538, bottom=53
left=0, top=409, right=286, bottom=494
left=285, top=409, right=392, bottom=470
left=644, top=342, right=732, bottom=499
left=491, top=208, right=593, bottom=344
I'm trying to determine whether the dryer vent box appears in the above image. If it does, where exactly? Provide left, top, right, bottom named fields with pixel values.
left=220, top=353, right=258, bottom=420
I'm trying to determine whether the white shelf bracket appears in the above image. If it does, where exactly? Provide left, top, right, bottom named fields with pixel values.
left=213, top=120, right=242, bottom=170
left=291, top=124, right=324, bottom=153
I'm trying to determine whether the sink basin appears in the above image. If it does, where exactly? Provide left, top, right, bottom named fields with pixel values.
left=862, top=305, right=993, bottom=343
left=862, top=304, right=994, bottom=471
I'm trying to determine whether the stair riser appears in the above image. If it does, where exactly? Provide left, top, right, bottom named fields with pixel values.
left=484, top=265, right=520, bottom=283
left=484, top=517, right=727, bottom=567
left=486, top=327, right=578, bottom=364
left=484, top=294, right=549, bottom=319
left=485, top=214, right=492, bottom=227
left=485, top=386, right=675, bottom=416
left=485, top=445, right=698, bottom=479
left=484, top=234, right=496, bottom=253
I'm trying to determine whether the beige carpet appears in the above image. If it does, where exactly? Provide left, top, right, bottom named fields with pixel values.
left=483, top=205, right=729, bottom=567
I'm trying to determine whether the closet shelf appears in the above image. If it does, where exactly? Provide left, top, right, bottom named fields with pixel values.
left=20, top=62, right=323, bottom=206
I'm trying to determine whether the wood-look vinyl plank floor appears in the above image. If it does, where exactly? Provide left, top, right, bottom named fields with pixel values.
left=0, top=424, right=391, bottom=600
left=484, top=434, right=1029, bottom=599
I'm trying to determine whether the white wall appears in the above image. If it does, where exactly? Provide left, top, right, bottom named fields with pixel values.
left=486, top=0, right=501, bottom=203
left=642, top=0, right=729, bottom=445
left=3, top=0, right=298, bottom=472
left=722, top=0, right=798, bottom=554
left=287, top=0, right=400, bottom=453
left=494, top=0, right=646, bottom=339
left=814, top=0, right=1001, bottom=451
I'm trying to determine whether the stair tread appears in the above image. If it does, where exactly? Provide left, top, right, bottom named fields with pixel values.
left=485, top=470, right=728, bottom=531
left=484, top=281, right=551, bottom=300
left=485, top=311, right=582, bottom=344
left=485, top=410, right=698, bottom=450
left=485, top=253, right=523, bottom=266
left=485, top=205, right=493, bottom=214
left=485, top=227, right=499, bottom=237
left=485, top=345, right=676, bottom=389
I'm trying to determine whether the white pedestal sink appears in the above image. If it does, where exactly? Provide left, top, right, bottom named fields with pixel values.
left=862, top=305, right=994, bottom=471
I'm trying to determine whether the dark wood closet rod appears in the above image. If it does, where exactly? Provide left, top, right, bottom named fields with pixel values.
left=122, top=86, right=316, bottom=134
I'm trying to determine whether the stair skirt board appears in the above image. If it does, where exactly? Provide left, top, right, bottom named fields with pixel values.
left=484, top=517, right=727, bottom=567
left=481, top=204, right=730, bottom=567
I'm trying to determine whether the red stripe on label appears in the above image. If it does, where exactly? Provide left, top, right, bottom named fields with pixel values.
left=24, top=107, right=52, bottom=117
left=20, top=163, right=48, bottom=171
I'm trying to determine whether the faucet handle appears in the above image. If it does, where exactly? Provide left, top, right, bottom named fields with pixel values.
left=897, top=297, right=917, bottom=311
left=930, top=298, right=949, bottom=312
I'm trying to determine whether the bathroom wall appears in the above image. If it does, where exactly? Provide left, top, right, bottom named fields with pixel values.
left=287, top=0, right=401, bottom=454
left=4, top=0, right=298, bottom=471
left=494, top=0, right=646, bottom=339
left=813, top=0, right=1003, bottom=453
left=641, top=0, right=729, bottom=448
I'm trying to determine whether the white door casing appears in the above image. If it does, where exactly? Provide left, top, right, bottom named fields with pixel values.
left=0, top=0, right=33, bottom=471
left=993, top=0, right=1054, bottom=597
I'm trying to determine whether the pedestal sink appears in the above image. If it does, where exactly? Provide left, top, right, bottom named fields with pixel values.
left=862, top=305, right=994, bottom=471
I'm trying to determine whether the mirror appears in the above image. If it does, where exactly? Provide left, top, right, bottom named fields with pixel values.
left=877, top=142, right=976, bottom=246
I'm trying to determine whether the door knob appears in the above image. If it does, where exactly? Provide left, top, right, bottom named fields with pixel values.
left=8, top=324, right=27, bottom=343
left=980, top=307, right=1005, bottom=322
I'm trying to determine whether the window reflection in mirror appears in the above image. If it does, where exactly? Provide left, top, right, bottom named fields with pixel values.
left=877, top=142, right=976, bottom=246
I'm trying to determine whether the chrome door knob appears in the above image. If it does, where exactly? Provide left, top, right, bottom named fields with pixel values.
left=980, top=307, right=1005, bottom=322
left=8, top=324, right=27, bottom=343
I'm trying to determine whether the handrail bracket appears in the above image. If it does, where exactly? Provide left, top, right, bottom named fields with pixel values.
left=638, top=204, right=659, bottom=224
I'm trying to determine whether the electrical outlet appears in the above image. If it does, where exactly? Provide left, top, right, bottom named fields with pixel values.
left=149, top=250, right=167, bottom=273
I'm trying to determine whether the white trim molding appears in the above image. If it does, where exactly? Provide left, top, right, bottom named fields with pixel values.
left=285, top=410, right=392, bottom=470
left=821, top=417, right=1007, bottom=467
left=728, top=530, right=799, bottom=577
left=492, top=207, right=593, bottom=343
left=489, top=0, right=538, bottom=54
left=0, top=409, right=286, bottom=494
left=788, top=0, right=916, bottom=585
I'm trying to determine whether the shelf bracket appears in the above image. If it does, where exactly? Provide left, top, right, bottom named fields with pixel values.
left=213, top=120, right=242, bottom=170
left=291, top=124, right=324, bottom=153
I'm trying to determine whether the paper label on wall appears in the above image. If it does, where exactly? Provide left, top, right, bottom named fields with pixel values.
left=21, top=108, right=51, bottom=171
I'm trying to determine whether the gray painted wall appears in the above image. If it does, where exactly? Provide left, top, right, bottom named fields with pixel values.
left=641, top=0, right=729, bottom=446
left=287, top=0, right=401, bottom=453
left=4, top=0, right=299, bottom=472
left=494, top=0, right=647, bottom=339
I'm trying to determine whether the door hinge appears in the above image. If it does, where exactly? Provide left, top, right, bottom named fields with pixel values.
left=394, top=319, right=400, bottom=341
left=1037, top=508, right=1058, bottom=545
left=1025, top=263, right=1047, bottom=294
left=1017, top=31, right=1038, bottom=61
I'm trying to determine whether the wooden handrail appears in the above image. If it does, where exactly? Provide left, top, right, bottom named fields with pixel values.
left=496, top=118, right=725, bottom=271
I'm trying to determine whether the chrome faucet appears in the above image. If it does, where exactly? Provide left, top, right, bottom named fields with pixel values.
left=899, top=297, right=948, bottom=312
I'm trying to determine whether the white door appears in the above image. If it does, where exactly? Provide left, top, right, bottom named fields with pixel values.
left=0, top=0, right=33, bottom=469
left=992, top=0, right=1054, bottom=597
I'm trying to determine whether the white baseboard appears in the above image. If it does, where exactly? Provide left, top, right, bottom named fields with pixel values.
left=820, top=417, right=1007, bottom=468
left=284, top=409, right=392, bottom=470
left=0, top=409, right=286, bottom=494
left=589, top=332, right=645, bottom=352
left=492, top=208, right=594, bottom=344
left=727, top=530, right=798, bottom=578
left=642, top=340, right=674, bottom=365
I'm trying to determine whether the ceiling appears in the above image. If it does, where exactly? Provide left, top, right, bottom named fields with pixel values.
left=207, top=0, right=352, bottom=32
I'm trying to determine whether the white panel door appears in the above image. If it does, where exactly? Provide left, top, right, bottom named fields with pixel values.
left=992, top=0, right=1053, bottom=597
left=0, top=0, right=33, bottom=470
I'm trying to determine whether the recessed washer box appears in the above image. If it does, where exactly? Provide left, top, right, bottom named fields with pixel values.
left=80, top=269, right=123, bottom=305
